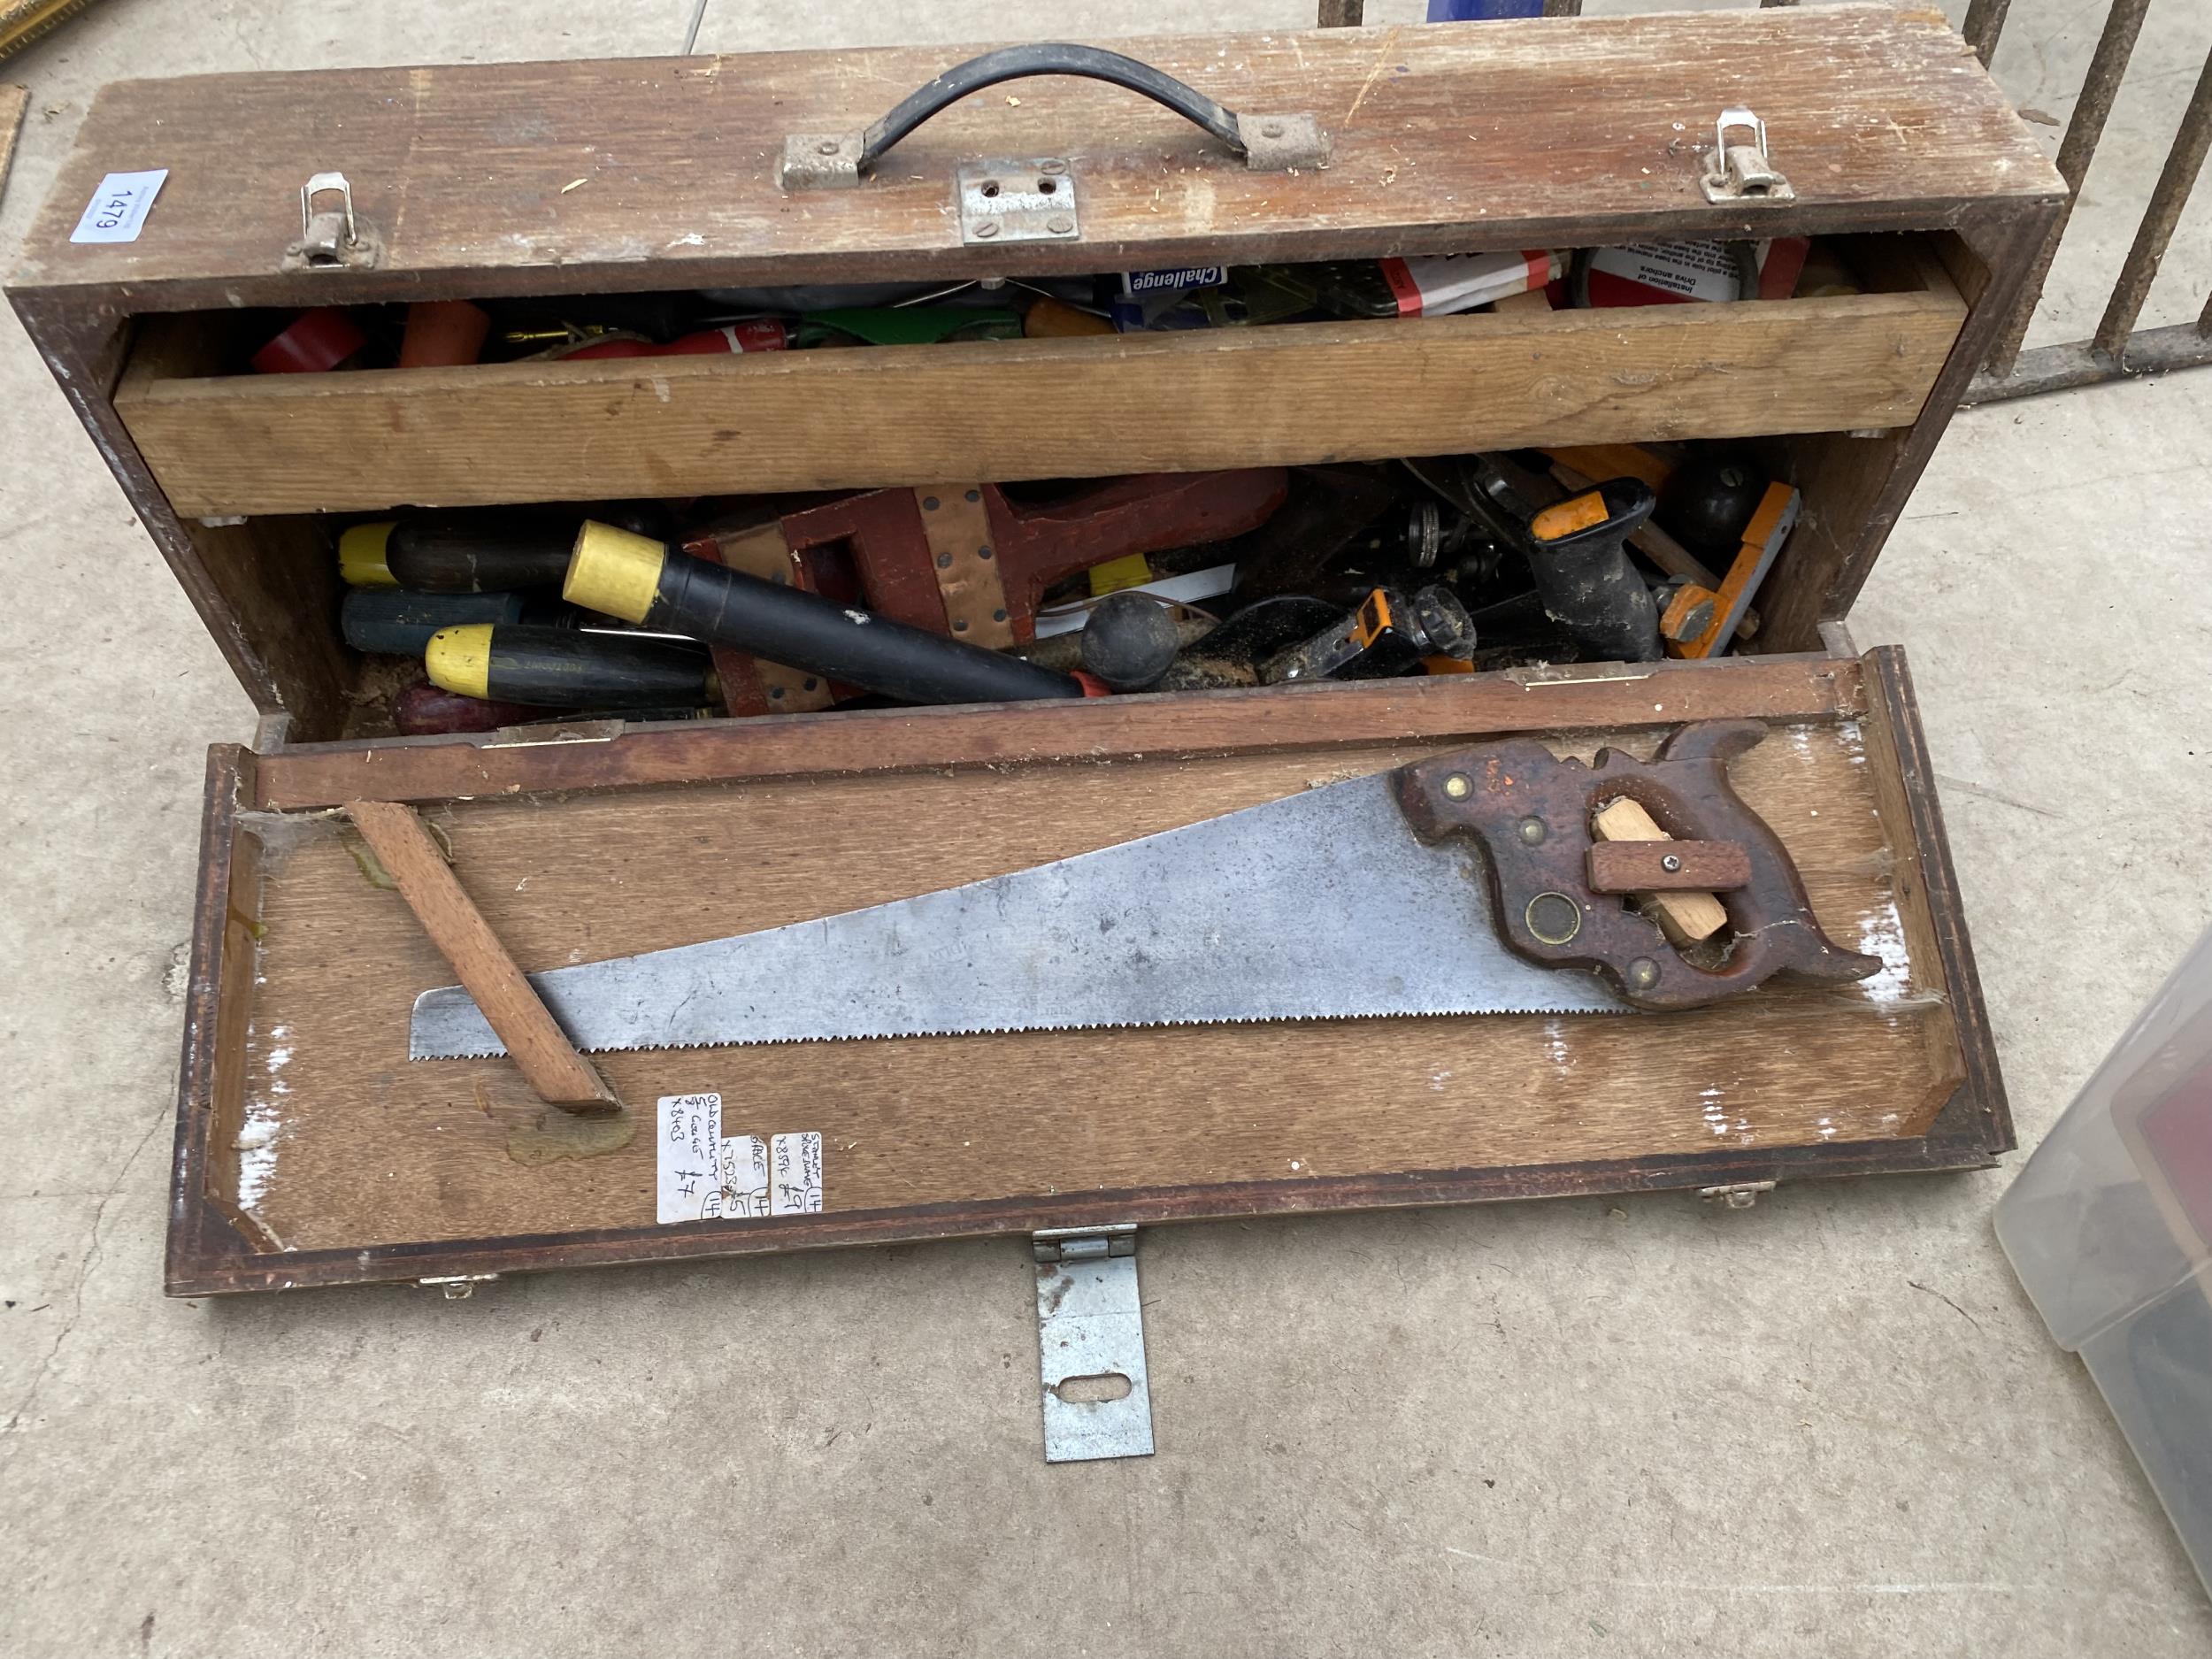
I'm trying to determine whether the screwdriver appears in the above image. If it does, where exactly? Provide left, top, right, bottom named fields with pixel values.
left=425, top=624, right=716, bottom=710
left=563, top=523, right=1094, bottom=706
left=342, top=588, right=563, bottom=657
left=339, top=506, right=675, bottom=593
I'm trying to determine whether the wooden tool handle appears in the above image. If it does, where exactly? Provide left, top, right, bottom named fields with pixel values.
left=1392, top=721, right=1881, bottom=1010
left=1589, top=796, right=1731, bottom=949
left=346, top=800, right=618, bottom=1113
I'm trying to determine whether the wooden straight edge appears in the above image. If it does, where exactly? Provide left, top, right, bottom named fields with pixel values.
left=115, top=293, right=1968, bottom=516
left=1855, top=643, right=1968, bottom=1132
left=165, top=744, right=271, bottom=1291
left=250, top=654, right=1865, bottom=811
left=163, top=1132, right=1998, bottom=1298
left=1862, top=645, right=2012, bottom=1155
left=343, top=800, right=618, bottom=1112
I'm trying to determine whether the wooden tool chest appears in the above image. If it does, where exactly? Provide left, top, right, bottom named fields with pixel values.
left=6, top=5, right=2064, bottom=1301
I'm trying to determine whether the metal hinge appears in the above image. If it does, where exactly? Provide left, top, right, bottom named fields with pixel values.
left=1701, top=108, right=1795, bottom=204
left=1032, top=1225, right=1153, bottom=1463
left=417, top=1272, right=499, bottom=1299
left=1700, top=1181, right=1777, bottom=1210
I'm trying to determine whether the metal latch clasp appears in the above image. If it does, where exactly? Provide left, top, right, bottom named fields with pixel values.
left=287, top=170, right=380, bottom=271
left=1701, top=109, right=1795, bottom=204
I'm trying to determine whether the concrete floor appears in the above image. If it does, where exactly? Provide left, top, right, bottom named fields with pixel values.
left=3, top=2, right=2209, bottom=1655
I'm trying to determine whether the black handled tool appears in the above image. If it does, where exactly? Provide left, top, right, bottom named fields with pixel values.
left=342, top=588, right=567, bottom=656
left=425, top=624, right=714, bottom=710
left=1525, top=480, right=1663, bottom=663
left=343, top=506, right=677, bottom=593
left=563, top=523, right=1092, bottom=708
left=1261, top=585, right=1477, bottom=684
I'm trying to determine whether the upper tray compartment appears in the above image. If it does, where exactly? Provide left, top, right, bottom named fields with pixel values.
left=111, top=239, right=1964, bottom=514
left=11, top=7, right=2060, bottom=309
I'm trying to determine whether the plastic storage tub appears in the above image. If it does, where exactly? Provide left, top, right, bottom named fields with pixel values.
left=1997, top=923, right=2212, bottom=1591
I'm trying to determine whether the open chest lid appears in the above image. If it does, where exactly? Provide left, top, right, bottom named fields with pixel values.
left=11, top=4, right=2060, bottom=311
left=161, top=648, right=2009, bottom=1297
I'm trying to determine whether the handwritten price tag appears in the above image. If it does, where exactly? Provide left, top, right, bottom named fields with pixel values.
left=657, top=1093, right=725, bottom=1225
left=70, top=169, right=169, bottom=245
left=771, top=1132, right=824, bottom=1216
left=657, top=1095, right=819, bottom=1224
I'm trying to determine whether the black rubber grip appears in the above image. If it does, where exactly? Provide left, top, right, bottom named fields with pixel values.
left=342, top=588, right=533, bottom=656
left=646, top=548, right=1086, bottom=706
left=860, top=43, right=1245, bottom=169
left=480, top=626, right=712, bottom=709
left=389, top=523, right=572, bottom=592
left=1525, top=478, right=1663, bottom=664
left=388, top=506, right=676, bottom=592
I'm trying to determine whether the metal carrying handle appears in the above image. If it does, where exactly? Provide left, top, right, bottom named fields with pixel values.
left=867, top=44, right=1240, bottom=168
left=780, top=43, right=1327, bottom=189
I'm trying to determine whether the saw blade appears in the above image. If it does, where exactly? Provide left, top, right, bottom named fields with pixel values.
left=409, top=770, right=1630, bottom=1059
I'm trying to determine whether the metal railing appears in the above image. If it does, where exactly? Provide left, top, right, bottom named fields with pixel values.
left=1318, top=0, right=2212, bottom=404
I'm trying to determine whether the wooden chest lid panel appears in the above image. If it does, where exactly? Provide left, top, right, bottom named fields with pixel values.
left=172, top=651, right=1998, bottom=1293
left=233, top=723, right=1950, bottom=1256
left=12, top=6, right=2061, bottom=309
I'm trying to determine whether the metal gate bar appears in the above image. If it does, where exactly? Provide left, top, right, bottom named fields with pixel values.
left=1974, top=39, right=2212, bottom=403
left=1962, top=0, right=2011, bottom=66
left=1983, top=0, right=2153, bottom=378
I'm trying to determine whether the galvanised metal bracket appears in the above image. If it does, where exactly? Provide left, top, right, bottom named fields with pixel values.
left=1033, top=1224, right=1154, bottom=1463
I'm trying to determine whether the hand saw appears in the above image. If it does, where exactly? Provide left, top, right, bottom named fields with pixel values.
left=409, top=719, right=1880, bottom=1060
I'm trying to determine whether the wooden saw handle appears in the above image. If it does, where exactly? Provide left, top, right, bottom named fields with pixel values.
left=1391, top=719, right=1881, bottom=1011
